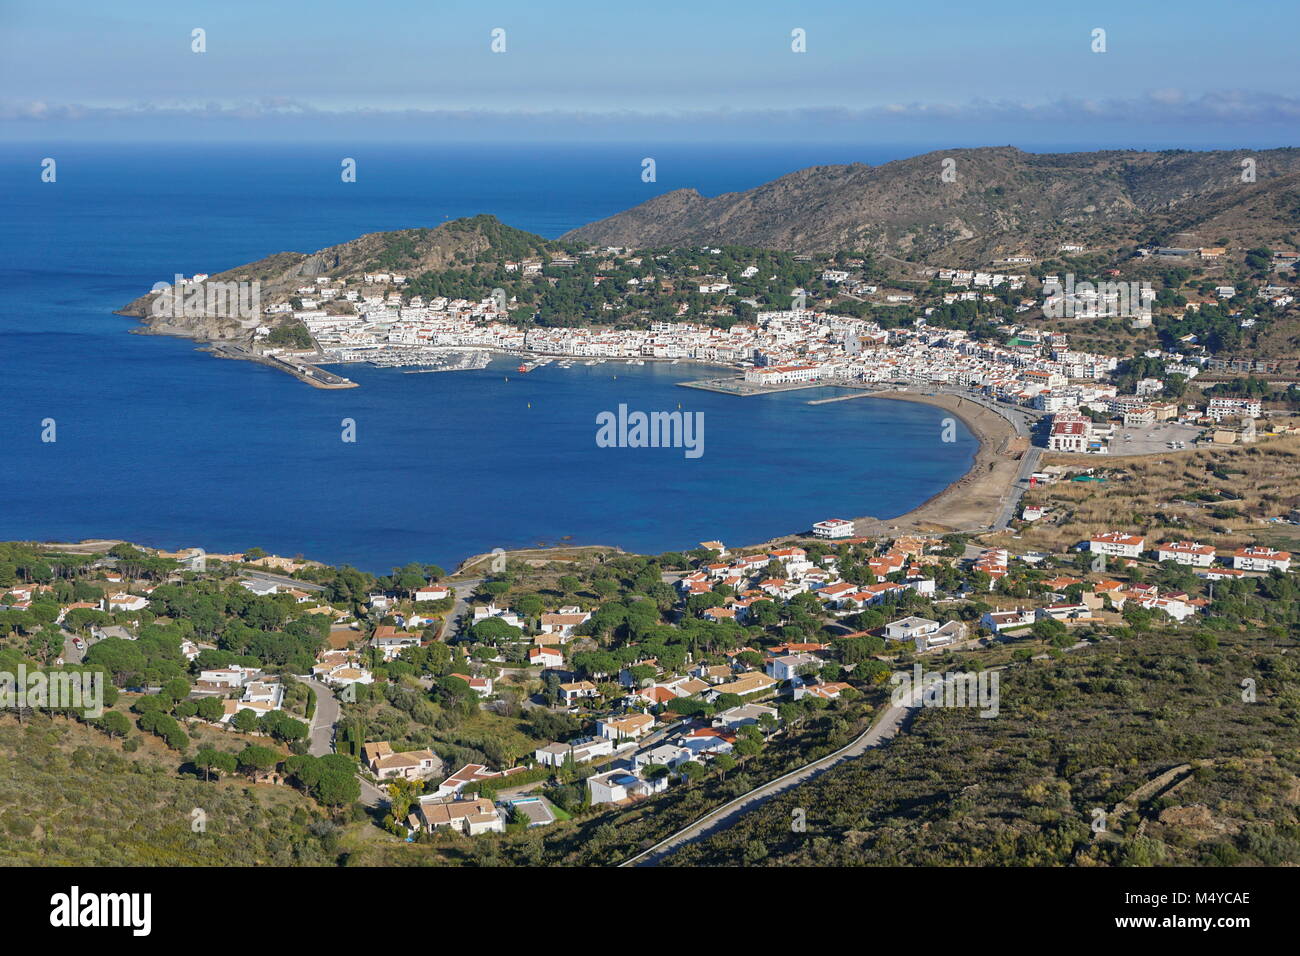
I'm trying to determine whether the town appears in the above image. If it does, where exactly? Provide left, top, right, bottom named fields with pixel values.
left=183, top=236, right=1300, bottom=462
left=3, top=428, right=1295, bottom=858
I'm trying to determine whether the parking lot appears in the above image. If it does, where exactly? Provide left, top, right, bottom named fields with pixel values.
left=1108, top=421, right=1203, bottom=456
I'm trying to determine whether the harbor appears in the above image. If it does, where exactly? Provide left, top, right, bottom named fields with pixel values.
left=208, top=343, right=358, bottom=389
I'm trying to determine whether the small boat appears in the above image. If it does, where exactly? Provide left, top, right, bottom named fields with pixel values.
left=517, top=364, right=530, bottom=373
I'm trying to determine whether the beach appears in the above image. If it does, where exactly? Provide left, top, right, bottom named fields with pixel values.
left=757, top=389, right=1032, bottom=549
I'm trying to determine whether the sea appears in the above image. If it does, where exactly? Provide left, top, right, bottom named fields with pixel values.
left=0, top=142, right=978, bottom=572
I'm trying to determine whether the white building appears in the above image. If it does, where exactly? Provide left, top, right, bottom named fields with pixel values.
left=1154, top=541, right=1216, bottom=568
left=1232, top=547, right=1291, bottom=572
left=1208, top=397, right=1261, bottom=422
left=812, top=518, right=855, bottom=539
left=533, top=736, right=615, bottom=767
left=766, top=653, right=820, bottom=681
left=884, top=616, right=939, bottom=642
left=1088, top=532, right=1145, bottom=559
left=596, top=713, right=655, bottom=741
left=587, top=768, right=668, bottom=805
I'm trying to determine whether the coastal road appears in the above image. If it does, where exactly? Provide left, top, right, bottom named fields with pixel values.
left=993, top=446, right=1043, bottom=530
left=619, top=687, right=923, bottom=867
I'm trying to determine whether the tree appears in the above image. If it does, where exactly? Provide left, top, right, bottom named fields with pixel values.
left=236, top=744, right=280, bottom=779
left=713, top=754, right=737, bottom=779
left=96, top=710, right=131, bottom=740
left=734, top=738, right=762, bottom=763
left=231, top=708, right=260, bottom=734
left=194, top=747, right=237, bottom=781
left=161, top=677, right=190, bottom=704
left=678, top=760, right=706, bottom=785
left=195, top=696, right=225, bottom=723
left=514, top=594, right=544, bottom=618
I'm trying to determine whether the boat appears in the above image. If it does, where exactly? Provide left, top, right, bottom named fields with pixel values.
left=517, top=364, right=530, bottom=373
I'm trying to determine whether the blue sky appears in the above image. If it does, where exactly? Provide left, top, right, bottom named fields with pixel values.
left=2, top=0, right=1297, bottom=146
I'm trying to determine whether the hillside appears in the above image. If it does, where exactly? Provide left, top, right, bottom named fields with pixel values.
left=0, top=716, right=344, bottom=866
left=115, top=215, right=558, bottom=343
left=661, top=627, right=1300, bottom=867
left=563, top=146, right=1300, bottom=263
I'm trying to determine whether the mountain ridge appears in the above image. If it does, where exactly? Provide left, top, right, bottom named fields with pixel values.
left=562, top=146, right=1300, bottom=262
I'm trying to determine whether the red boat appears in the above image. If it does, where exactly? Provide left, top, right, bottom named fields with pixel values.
left=517, top=364, right=530, bottom=373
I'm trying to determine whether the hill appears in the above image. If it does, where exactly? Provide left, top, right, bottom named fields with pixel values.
left=563, top=146, right=1300, bottom=263
left=660, top=626, right=1300, bottom=867
left=115, top=215, right=558, bottom=343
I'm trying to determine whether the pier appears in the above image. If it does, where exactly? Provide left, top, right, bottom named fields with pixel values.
left=209, top=344, right=357, bottom=389
left=677, top=375, right=888, bottom=399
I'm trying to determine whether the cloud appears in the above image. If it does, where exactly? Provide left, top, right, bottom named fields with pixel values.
left=3, top=91, right=1297, bottom=141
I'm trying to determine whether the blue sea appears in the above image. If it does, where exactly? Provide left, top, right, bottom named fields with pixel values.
left=0, top=143, right=976, bottom=572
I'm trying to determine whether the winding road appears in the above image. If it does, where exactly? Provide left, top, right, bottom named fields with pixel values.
left=619, top=685, right=924, bottom=867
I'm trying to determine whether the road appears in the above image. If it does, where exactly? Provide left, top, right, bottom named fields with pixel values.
left=440, top=577, right=483, bottom=640
left=240, top=569, right=325, bottom=592
left=303, top=677, right=339, bottom=757
left=303, top=676, right=387, bottom=808
left=619, top=686, right=923, bottom=867
left=994, top=445, right=1043, bottom=530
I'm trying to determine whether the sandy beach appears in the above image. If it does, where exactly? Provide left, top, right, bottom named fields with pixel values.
left=757, top=389, right=1031, bottom=549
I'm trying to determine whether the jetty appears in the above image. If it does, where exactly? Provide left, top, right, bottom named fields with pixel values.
left=209, top=344, right=357, bottom=389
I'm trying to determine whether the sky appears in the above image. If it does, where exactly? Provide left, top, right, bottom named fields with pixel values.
left=1, top=0, right=1297, bottom=147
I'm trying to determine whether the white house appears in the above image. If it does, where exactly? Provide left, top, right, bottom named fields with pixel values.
left=587, top=768, right=668, bottom=805
left=534, top=736, right=615, bottom=767
left=414, top=795, right=504, bottom=836
left=812, top=518, right=855, bottom=539
left=1154, top=541, right=1216, bottom=567
left=884, top=616, right=939, bottom=642
left=528, top=646, right=565, bottom=668
left=1232, top=547, right=1291, bottom=572
left=539, top=608, right=591, bottom=641
left=766, top=652, right=820, bottom=681
left=596, top=713, right=655, bottom=741
left=633, top=744, right=692, bottom=770
left=558, top=681, right=599, bottom=705
left=981, top=609, right=1036, bottom=633
left=914, top=620, right=969, bottom=651
left=712, top=703, right=777, bottom=730
left=1088, top=532, right=1145, bottom=558
left=105, top=593, right=149, bottom=612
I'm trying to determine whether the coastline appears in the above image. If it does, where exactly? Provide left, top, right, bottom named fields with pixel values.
left=755, top=388, right=1031, bottom=549
left=24, top=384, right=1033, bottom=573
